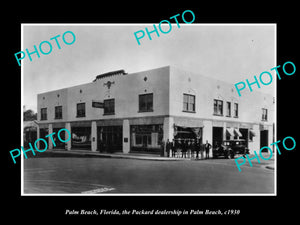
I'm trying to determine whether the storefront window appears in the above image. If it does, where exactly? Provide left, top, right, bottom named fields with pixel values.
left=136, top=135, right=142, bottom=145
left=71, top=127, right=91, bottom=149
left=130, top=124, right=163, bottom=152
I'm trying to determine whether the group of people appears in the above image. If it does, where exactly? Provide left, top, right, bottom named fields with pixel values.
left=163, top=139, right=212, bottom=159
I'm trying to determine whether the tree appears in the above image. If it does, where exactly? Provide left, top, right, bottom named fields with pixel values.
left=24, top=109, right=37, bottom=121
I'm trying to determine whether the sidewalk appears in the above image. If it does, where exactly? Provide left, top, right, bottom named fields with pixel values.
left=35, top=149, right=190, bottom=161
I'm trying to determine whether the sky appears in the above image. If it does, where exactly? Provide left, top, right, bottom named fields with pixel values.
left=22, top=24, right=276, bottom=112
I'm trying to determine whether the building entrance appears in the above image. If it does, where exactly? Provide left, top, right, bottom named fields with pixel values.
left=53, top=127, right=65, bottom=149
left=39, top=128, right=48, bottom=150
left=260, top=130, right=269, bottom=152
left=97, top=126, right=122, bottom=153
left=239, top=128, right=249, bottom=147
left=213, top=127, right=223, bottom=148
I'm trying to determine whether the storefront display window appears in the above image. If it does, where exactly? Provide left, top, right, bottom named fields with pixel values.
left=130, top=124, right=163, bottom=152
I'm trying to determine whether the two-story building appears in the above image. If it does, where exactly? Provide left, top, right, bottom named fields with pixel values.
left=37, top=66, right=275, bottom=155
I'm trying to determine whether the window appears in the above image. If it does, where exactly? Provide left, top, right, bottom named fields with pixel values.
left=136, top=135, right=142, bottom=145
left=135, top=134, right=151, bottom=146
left=262, top=108, right=268, bottom=121
left=139, top=93, right=153, bottom=112
left=55, top=106, right=62, bottom=119
left=213, top=99, right=223, bottom=116
left=183, top=94, right=196, bottom=112
left=76, top=103, right=85, bottom=117
left=226, top=102, right=231, bottom=117
left=41, top=108, right=47, bottom=120
left=103, top=99, right=115, bottom=115
left=234, top=103, right=239, bottom=117
left=131, top=125, right=163, bottom=149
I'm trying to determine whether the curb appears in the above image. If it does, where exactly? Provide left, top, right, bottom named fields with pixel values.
left=33, top=149, right=189, bottom=162
left=265, top=165, right=275, bottom=170
left=109, top=155, right=189, bottom=161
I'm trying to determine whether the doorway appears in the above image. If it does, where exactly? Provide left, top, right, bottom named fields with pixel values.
left=239, top=128, right=249, bottom=147
left=260, top=130, right=269, bottom=152
left=98, top=126, right=123, bottom=153
left=213, top=127, right=223, bottom=148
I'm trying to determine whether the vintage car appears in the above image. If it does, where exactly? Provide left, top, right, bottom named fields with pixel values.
left=227, top=139, right=250, bottom=155
left=212, top=139, right=249, bottom=159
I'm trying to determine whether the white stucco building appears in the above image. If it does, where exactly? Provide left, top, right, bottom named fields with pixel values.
left=37, top=66, right=275, bottom=155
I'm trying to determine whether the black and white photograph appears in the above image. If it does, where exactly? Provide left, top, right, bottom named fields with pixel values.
left=21, top=24, right=276, bottom=195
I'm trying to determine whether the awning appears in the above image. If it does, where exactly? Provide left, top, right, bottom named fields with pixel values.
left=234, top=128, right=242, bottom=137
left=173, top=117, right=204, bottom=128
left=23, top=120, right=39, bottom=129
left=191, top=127, right=202, bottom=138
left=174, top=125, right=202, bottom=138
left=176, top=131, right=192, bottom=134
left=249, top=130, right=256, bottom=137
left=226, top=128, right=235, bottom=137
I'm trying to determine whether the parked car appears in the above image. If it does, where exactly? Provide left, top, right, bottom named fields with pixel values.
left=226, top=139, right=249, bottom=155
left=212, top=142, right=235, bottom=159
left=212, top=139, right=249, bottom=159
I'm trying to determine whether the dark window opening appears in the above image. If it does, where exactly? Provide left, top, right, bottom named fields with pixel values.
left=55, top=106, right=62, bottom=119
left=41, top=108, right=47, bottom=120
left=139, top=93, right=153, bottom=112
left=103, top=99, right=115, bottom=115
left=76, top=103, right=86, bottom=117
left=213, top=99, right=223, bottom=116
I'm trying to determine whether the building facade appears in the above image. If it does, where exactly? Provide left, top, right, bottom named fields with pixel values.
left=37, top=66, right=275, bottom=155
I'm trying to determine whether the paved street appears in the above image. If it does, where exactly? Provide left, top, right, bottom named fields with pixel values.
left=23, top=156, right=274, bottom=194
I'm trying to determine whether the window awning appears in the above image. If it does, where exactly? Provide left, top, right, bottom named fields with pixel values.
left=173, top=117, right=204, bottom=128
left=249, top=130, right=256, bottom=137
left=174, top=125, right=202, bottom=138
left=226, top=128, right=235, bottom=137
left=234, top=128, right=242, bottom=137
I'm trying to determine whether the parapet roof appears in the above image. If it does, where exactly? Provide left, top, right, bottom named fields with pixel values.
left=93, top=69, right=127, bottom=82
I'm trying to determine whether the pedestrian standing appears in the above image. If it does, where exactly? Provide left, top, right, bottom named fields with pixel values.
left=171, top=139, right=176, bottom=157
left=176, top=139, right=181, bottom=158
left=181, top=140, right=187, bottom=158
left=187, top=140, right=191, bottom=158
left=180, top=140, right=183, bottom=158
left=205, top=140, right=212, bottom=159
left=98, top=140, right=104, bottom=153
left=160, top=140, right=165, bottom=157
left=195, top=140, right=200, bottom=159
left=191, top=140, right=195, bottom=158
left=166, top=139, right=171, bottom=157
